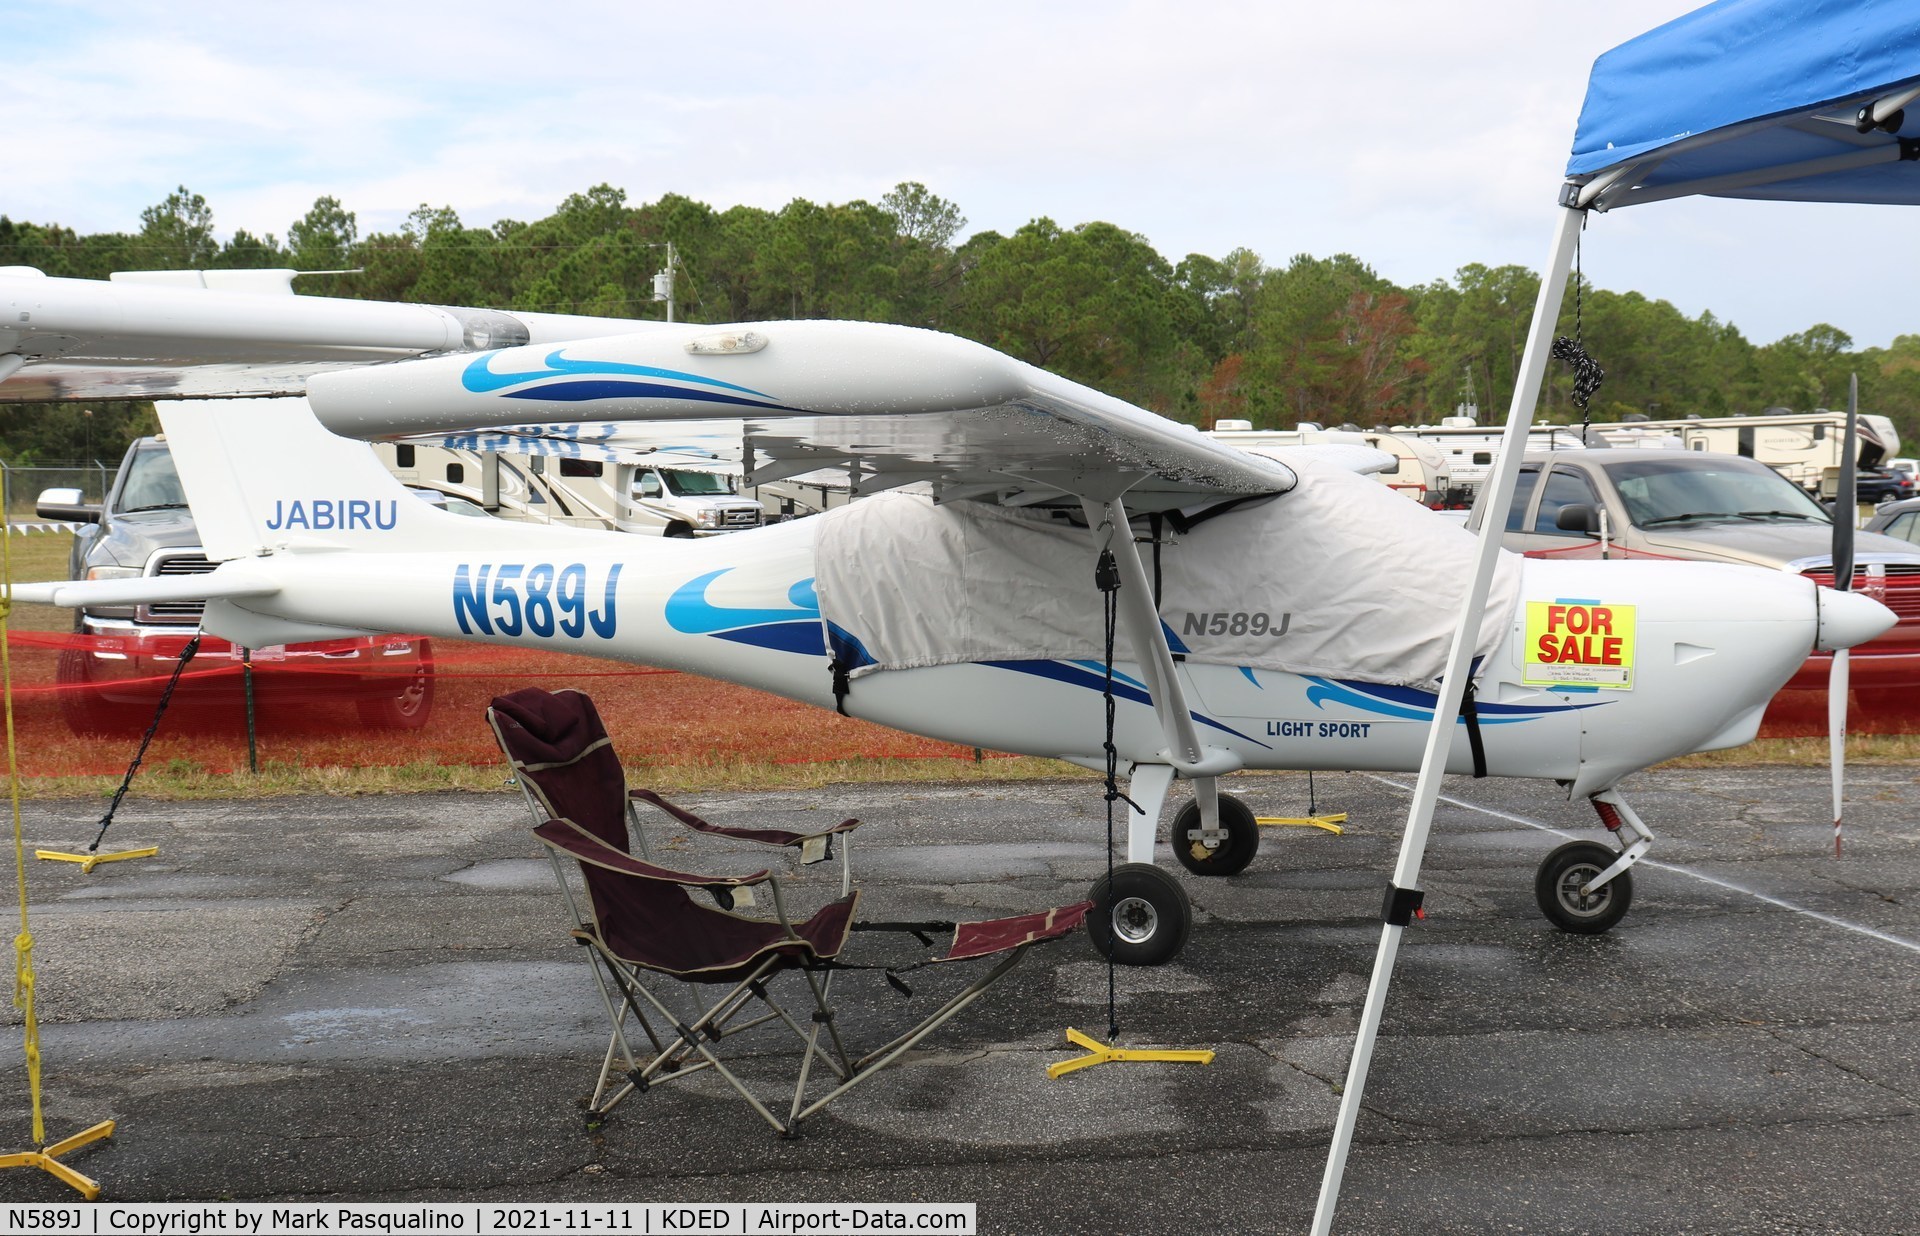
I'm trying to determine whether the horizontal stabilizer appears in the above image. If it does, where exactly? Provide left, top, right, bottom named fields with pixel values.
left=13, top=571, right=278, bottom=609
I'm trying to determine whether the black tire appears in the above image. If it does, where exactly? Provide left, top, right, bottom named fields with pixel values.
left=1087, top=862, right=1192, bottom=966
left=1170, top=794, right=1259, bottom=877
left=355, top=646, right=436, bottom=730
left=664, top=524, right=696, bottom=539
left=55, top=646, right=141, bottom=734
left=1534, top=840, right=1633, bottom=934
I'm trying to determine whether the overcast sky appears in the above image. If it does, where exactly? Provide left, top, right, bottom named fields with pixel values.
left=10, top=0, right=1914, bottom=350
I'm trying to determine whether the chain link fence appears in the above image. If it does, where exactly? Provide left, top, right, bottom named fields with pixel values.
left=2, top=461, right=112, bottom=526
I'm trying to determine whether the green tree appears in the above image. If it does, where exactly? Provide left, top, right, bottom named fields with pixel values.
left=137, top=185, right=216, bottom=268
left=213, top=229, right=286, bottom=269
left=287, top=196, right=358, bottom=271
left=880, top=182, right=965, bottom=249
left=952, top=218, right=1180, bottom=406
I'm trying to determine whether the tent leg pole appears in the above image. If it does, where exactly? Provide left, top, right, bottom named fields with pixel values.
left=1310, top=202, right=1586, bottom=1236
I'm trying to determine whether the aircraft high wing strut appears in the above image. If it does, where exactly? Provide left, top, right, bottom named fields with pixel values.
left=1083, top=495, right=1238, bottom=859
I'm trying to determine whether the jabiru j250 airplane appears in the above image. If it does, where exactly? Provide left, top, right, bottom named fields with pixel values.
left=0, top=267, right=1895, bottom=963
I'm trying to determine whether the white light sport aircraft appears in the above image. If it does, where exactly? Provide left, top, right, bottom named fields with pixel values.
left=0, top=268, right=1895, bottom=964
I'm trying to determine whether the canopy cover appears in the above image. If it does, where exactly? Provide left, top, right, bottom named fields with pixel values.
left=814, top=454, right=1522, bottom=691
left=1567, top=0, right=1920, bottom=205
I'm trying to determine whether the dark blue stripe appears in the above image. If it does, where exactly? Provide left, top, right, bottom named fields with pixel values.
left=504, top=380, right=800, bottom=411
left=713, top=622, right=827, bottom=656
left=982, top=659, right=1270, bottom=749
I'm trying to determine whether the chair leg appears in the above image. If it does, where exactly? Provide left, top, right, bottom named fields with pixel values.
left=619, top=964, right=796, bottom=1136
left=789, top=966, right=856, bottom=1123
left=792, top=946, right=1033, bottom=1127
left=581, top=951, right=652, bottom=1112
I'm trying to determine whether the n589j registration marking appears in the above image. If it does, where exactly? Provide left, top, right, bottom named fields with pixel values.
left=1182, top=611, right=1291, bottom=638
left=453, top=562, right=621, bottom=638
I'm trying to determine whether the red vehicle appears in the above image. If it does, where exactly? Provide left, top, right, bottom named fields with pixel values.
left=39, top=437, right=435, bottom=733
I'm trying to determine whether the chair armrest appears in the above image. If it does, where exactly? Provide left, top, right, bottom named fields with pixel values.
left=629, top=788, right=860, bottom=849
left=535, top=818, right=771, bottom=889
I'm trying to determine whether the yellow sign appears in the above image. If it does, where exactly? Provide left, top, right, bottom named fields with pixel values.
left=1523, top=600, right=1636, bottom=689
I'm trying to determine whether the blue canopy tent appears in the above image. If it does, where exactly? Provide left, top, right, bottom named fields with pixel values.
left=1568, top=0, right=1920, bottom=209
left=1313, top=3, right=1920, bottom=1231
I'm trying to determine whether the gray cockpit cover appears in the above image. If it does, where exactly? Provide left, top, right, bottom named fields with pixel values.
left=813, top=455, right=1522, bottom=690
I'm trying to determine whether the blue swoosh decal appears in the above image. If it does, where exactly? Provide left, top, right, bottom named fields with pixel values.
left=1303, top=676, right=1605, bottom=724
left=666, top=570, right=821, bottom=635
left=500, top=380, right=800, bottom=411
left=463, top=350, right=773, bottom=398
left=983, top=660, right=1271, bottom=749
left=1070, top=660, right=1150, bottom=692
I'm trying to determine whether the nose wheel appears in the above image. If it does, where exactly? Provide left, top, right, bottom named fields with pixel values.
left=1087, top=863, right=1192, bottom=966
left=1534, top=840, right=1634, bottom=934
left=1170, top=794, right=1259, bottom=876
left=1533, top=791, right=1653, bottom=935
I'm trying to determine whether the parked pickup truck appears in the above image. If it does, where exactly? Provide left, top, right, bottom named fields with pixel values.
left=37, top=437, right=435, bottom=733
left=1499, top=448, right=1920, bottom=708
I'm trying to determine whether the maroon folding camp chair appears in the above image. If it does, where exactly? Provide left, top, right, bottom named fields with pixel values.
left=488, top=685, right=858, bottom=893
left=488, top=687, right=1091, bottom=1135
left=489, top=686, right=858, bottom=1112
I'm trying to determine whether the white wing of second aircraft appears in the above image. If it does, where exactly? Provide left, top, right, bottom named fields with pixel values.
left=0, top=270, right=1300, bottom=509
left=306, top=321, right=1297, bottom=511
left=0, top=268, right=672, bottom=402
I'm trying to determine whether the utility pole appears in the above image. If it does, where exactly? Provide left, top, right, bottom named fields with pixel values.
left=652, top=241, right=677, bottom=323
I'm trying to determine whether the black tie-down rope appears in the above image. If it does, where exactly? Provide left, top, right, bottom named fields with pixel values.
left=1552, top=222, right=1607, bottom=430
left=1551, top=335, right=1607, bottom=418
left=1094, top=545, right=1138, bottom=1041
left=88, top=633, right=201, bottom=854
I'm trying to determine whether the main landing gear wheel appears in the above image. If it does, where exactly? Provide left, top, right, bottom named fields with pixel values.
left=1170, top=794, right=1259, bottom=877
left=1534, top=840, right=1633, bottom=935
left=1088, top=862, right=1192, bottom=966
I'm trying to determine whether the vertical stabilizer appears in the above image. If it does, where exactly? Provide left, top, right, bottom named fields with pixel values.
left=156, top=396, right=613, bottom=561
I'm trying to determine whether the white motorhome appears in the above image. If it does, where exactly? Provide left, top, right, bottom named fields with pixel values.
left=375, top=441, right=764, bottom=537
left=1206, top=421, right=1453, bottom=503
left=1608, top=410, right=1900, bottom=495
left=1387, top=410, right=1900, bottom=500
left=1386, top=417, right=1588, bottom=494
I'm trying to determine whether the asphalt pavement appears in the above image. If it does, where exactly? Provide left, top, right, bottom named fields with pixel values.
left=0, top=766, right=1915, bottom=1235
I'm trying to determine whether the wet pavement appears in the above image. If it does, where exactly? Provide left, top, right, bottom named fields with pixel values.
left=0, top=767, right=1915, bottom=1234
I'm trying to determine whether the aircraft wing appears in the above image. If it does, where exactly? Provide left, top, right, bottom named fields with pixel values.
left=0, top=269, right=670, bottom=402
left=308, top=321, right=1296, bottom=510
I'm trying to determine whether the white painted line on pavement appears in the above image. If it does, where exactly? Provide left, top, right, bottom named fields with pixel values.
left=1365, top=774, right=1920, bottom=957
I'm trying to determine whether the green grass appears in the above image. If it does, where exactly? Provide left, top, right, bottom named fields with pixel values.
left=3, top=755, right=1093, bottom=801
left=3, top=529, right=76, bottom=633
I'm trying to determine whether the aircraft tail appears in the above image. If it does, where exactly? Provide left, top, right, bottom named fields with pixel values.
left=157, top=397, right=613, bottom=561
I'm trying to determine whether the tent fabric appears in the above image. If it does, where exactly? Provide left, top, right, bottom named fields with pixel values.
left=811, top=454, right=1522, bottom=692
left=1567, top=0, right=1920, bottom=204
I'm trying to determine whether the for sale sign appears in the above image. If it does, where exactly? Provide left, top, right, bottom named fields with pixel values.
left=1523, top=599, right=1636, bottom=689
